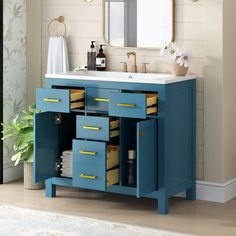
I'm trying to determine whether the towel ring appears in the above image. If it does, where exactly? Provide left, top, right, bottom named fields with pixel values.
left=48, top=16, right=67, bottom=37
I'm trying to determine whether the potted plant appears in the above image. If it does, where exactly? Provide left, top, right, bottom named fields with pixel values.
left=2, top=104, right=44, bottom=190
left=160, top=42, right=193, bottom=76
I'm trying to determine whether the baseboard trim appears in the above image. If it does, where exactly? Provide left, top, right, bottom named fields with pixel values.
left=3, top=164, right=23, bottom=183
left=195, top=178, right=236, bottom=203
left=177, top=178, right=236, bottom=203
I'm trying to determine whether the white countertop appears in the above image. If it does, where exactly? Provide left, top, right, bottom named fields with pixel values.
left=45, top=71, right=196, bottom=85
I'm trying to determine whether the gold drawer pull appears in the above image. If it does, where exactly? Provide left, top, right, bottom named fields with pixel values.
left=83, top=126, right=101, bottom=131
left=80, top=173, right=97, bottom=180
left=80, top=150, right=97, bottom=155
left=117, top=103, right=136, bottom=108
left=94, top=98, right=110, bottom=102
left=43, top=98, right=61, bottom=103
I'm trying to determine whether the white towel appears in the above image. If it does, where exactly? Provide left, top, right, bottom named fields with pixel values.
left=47, top=36, right=69, bottom=74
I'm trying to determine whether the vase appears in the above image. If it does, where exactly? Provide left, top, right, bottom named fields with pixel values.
left=24, top=162, right=45, bottom=190
left=171, top=60, right=189, bottom=76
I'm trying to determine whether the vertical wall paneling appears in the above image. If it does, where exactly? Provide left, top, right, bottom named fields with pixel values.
left=39, top=0, right=205, bottom=180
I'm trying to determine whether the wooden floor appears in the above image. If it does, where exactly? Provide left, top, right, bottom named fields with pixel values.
left=0, top=180, right=236, bottom=236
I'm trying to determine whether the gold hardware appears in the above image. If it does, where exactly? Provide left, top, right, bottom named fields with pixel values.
left=117, top=103, right=136, bottom=108
left=127, top=52, right=137, bottom=73
left=48, top=16, right=67, bottom=37
left=102, top=0, right=175, bottom=49
left=139, top=131, right=144, bottom=138
left=44, top=98, right=61, bottom=103
left=80, top=151, right=97, bottom=155
left=83, top=126, right=101, bottom=131
left=94, top=98, right=110, bottom=102
left=120, top=62, right=128, bottom=72
left=80, top=173, right=97, bottom=179
left=142, top=63, right=150, bottom=73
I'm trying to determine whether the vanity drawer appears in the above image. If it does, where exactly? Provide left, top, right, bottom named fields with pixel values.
left=36, top=88, right=85, bottom=113
left=73, top=140, right=119, bottom=169
left=109, top=92, right=158, bottom=119
left=72, top=139, right=119, bottom=191
left=74, top=165, right=119, bottom=191
left=76, top=116, right=119, bottom=141
left=86, top=88, right=119, bottom=112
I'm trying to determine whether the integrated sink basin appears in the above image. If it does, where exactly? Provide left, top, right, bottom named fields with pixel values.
left=46, top=70, right=195, bottom=85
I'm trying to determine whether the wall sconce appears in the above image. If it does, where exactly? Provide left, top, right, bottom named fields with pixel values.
left=84, top=0, right=94, bottom=3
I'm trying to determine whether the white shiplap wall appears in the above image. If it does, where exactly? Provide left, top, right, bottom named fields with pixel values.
left=41, top=0, right=205, bottom=180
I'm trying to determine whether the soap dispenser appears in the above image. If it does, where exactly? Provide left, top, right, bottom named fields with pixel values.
left=96, top=45, right=107, bottom=71
left=87, top=41, right=96, bottom=71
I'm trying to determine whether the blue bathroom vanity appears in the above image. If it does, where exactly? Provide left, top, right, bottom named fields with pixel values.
left=34, top=71, right=196, bottom=214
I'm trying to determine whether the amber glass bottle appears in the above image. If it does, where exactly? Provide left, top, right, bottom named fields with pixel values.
left=96, top=45, right=106, bottom=71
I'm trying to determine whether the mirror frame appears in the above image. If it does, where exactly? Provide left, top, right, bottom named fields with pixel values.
left=102, top=0, right=175, bottom=50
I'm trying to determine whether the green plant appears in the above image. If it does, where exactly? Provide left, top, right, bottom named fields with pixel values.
left=2, top=104, right=38, bottom=166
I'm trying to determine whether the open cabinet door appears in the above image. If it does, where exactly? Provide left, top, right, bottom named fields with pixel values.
left=34, top=112, right=59, bottom=183
left=137, top=119, right=157, bottom=197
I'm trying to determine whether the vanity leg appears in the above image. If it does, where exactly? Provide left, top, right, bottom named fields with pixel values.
left=186, top=183, right=196, bottom=201
left=46, top=179, right=56, bottom=198
left=158, top=195, right=169, bottom=214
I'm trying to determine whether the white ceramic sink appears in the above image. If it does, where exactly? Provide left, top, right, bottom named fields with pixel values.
left=45, top=70, right=195, bottom=85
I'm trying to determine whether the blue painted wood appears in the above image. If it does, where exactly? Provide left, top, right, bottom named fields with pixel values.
left=76, top=115, right=110, bottom=141
left=46, top=78, right=164, bottom=92
left=34, top=77, right=197, bottom=215
left=34, top=112, right=58, bottom=183
left=186, top=80, right=196, bottom=201
left=73, top=139, right=107, bottom=191
left=164, top=82, right=196, bottom=197
left=158, top=194, right=169, bottom=214
left=137, top=119, right=157, bottom=197
left=36, top=88, right=70, bottom=113
left=51, top=177, right=73, bottom=187
left=109, top=92, right=147, bottom=119
left=46, top=178, right=56, bottom=198
left=86, top=88, right=118, bottom=112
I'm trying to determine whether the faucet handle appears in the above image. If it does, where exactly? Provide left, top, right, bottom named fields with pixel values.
left=120, top=62, right=128, bottom=72
left=142, top=63, right=150, bottom=73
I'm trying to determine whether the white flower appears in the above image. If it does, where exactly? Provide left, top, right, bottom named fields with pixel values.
left=176, top=51, right=193, bottom=68
left=160, top=42, right=179, bottom=60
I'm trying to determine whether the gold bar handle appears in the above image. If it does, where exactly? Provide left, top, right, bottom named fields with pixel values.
left=44, top=98, right=61, bottom=103
left=94, top=98, right=110, bottom=102
left=117, top=103, right=136, bottom=108
left=80, top=173, right=97, bottom=180
left=83, top=126, right=101, bottom=131
left=80, top=150, right=97, bottom=155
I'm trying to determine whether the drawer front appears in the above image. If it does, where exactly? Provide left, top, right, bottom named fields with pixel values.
left=36, top=88, right=70, bottom=113
left=109, top=92, right=147, bottom=119
left=74, top=164, right=106, bottom=191
left=86, top=88, right=118, bottom=112
left=73, top=140, right=106, bottom=167
left=77, top=116, right=110, bottom=141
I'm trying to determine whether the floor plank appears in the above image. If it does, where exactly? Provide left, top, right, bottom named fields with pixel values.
left=0, top=180, right=236, bottom=236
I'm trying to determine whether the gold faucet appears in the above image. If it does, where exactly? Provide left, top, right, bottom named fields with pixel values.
left=127, top=52, right=137, bottom=73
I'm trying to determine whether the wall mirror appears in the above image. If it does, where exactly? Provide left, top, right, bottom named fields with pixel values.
left=103, top=0, right=175, bottom=49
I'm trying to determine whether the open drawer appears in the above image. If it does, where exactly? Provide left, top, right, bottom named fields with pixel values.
left=76, top=115, right=119, bottom=141
left=72, top=140, right=119, bottom=191
left=36, top=88, right=85, bottom=113
left=109, top=92, right=158, bottom=119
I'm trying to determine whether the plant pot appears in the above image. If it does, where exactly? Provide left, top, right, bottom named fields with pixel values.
left=24, top=162, right=45, bottom=190
left=171, top=60, right=189, bottom=76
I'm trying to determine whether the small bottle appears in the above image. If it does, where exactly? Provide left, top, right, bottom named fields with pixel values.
left=87, top=41, right=96, bottom=71
left=127, top=150, right=136, bottom=187
left=96, top=45, right=106, bottom=71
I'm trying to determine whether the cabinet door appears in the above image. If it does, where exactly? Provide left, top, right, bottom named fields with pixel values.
left=34, top=112, right=59, bottom=183
left=137, top=119, right=157, bottom=197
